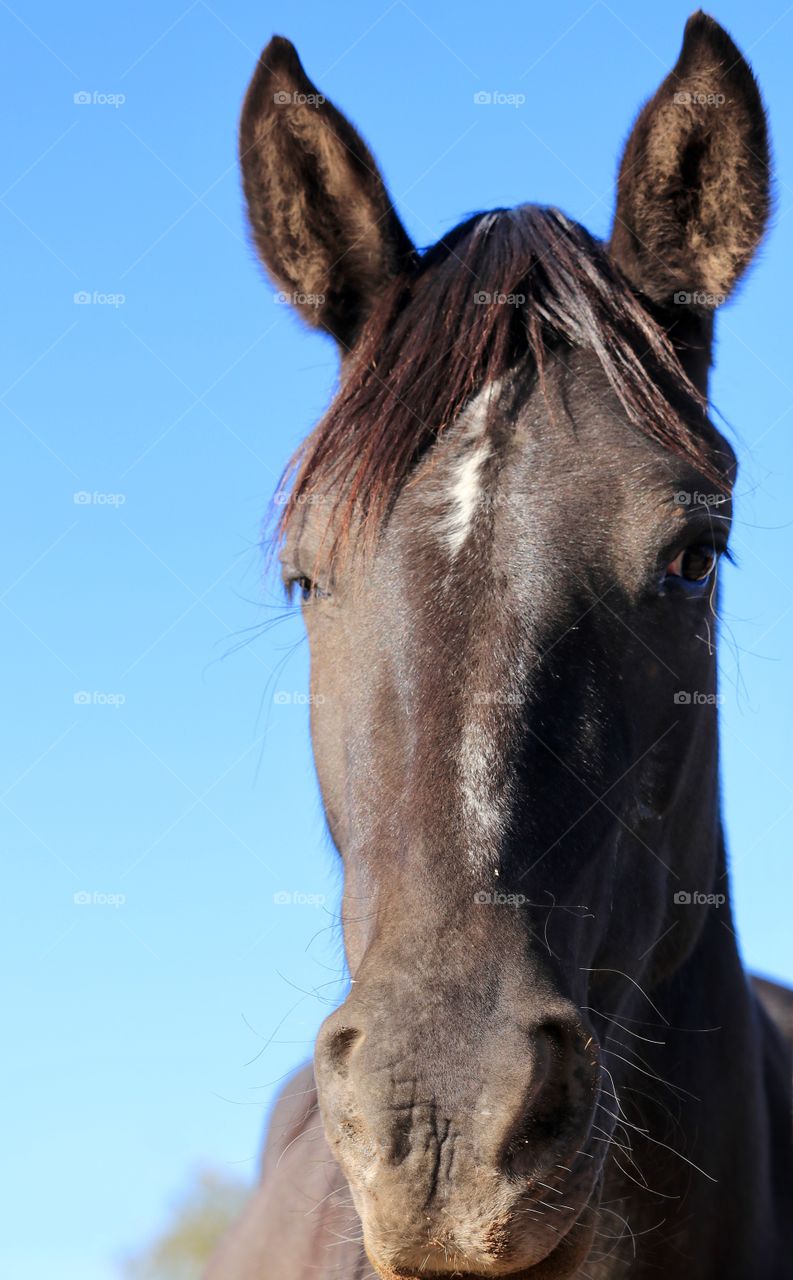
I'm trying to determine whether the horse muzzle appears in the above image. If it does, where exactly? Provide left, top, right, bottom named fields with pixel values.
left=314, top=982, right=604, bottom=1279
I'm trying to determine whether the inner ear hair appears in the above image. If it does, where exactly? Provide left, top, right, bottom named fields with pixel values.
left=609, top=11, right=771, bottom=309
left=239, top=36, right=415, bottom=349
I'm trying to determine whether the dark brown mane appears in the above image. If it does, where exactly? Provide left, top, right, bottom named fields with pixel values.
left=277, top=204, right=726, bottom=558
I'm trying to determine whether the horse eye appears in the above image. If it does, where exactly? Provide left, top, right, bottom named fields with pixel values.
left=665, top=544, right=718, bottom=587
left=294, top=576, right=330, bottom=603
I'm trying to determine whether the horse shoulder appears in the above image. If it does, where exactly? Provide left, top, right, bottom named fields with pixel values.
left=751, top=973, right=793, bottom=1053
left=205, top=1062, right=365, bottom=1279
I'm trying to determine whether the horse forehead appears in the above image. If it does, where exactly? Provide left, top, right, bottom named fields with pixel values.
left=403, top=362, right=643, bottom=563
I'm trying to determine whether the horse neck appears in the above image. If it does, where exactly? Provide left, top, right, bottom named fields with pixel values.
left=603, top=833, right=792, bottom=1277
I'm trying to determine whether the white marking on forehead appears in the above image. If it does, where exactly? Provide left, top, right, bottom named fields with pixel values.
left=428, top=379, right=520, bottom=869
left=459, top=716, right=511, bottom=859
left=438, top=383, right=499, bottom=556
left=444, top=443, right=491, bottom=555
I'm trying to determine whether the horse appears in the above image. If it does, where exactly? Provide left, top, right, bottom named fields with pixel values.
left=208, top=13, right=793, bottom=1279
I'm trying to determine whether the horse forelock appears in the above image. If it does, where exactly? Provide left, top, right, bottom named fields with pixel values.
left=276, top=203, right=726, bottom=565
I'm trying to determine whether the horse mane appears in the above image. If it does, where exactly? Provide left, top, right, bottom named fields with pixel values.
left=277, top=204, right=727, bottom=560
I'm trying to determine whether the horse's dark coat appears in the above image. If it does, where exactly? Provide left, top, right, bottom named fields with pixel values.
left=209, top=12, right=793, bottom=1279
left=211, top=975, right=793, bottom=1279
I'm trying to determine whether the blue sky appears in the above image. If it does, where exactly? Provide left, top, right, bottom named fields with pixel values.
left=2, top=2, right=793, bottom=1276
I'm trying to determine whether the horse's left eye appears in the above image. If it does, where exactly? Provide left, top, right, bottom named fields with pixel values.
left=665, top=544, right=718, bottom=588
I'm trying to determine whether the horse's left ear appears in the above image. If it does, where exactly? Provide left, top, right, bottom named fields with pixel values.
left=609, top=11, right=770, bottom=308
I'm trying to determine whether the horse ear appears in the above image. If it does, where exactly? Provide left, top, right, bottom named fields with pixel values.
left=609, top=12, right=770, bottom=309
left=239, top=37, right=415, bottom=349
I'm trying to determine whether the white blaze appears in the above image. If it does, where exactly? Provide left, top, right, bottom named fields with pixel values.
left=439, top=385, right=498, bottom=556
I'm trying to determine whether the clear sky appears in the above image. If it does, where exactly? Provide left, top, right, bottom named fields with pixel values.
left=2, top=2, right=792, bottom=1276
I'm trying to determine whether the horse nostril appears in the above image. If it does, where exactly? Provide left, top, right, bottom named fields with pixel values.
left=322, top=1024, right=364, bottom=1081
left=499, top=1021, right=596, bottom=1179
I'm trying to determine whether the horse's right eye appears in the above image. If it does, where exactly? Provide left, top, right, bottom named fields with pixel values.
left=293, top=576, right=331, bottom=603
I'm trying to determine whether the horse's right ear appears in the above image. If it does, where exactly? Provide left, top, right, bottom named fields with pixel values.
left=609, top=12, right=770, bottom=309
left=239, top=37, right=415, bottom=350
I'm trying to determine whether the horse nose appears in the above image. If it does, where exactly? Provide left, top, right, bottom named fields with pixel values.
left=314, top=995, right=599, bottom=1184
left=313, top=996, right=601, bottom=1274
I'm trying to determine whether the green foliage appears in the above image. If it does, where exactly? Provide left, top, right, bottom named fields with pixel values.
left=121, top=1168, right=248, bottom=1280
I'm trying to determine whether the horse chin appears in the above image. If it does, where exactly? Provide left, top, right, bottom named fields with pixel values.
left=364, top=1179, right=602, bottom=1280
